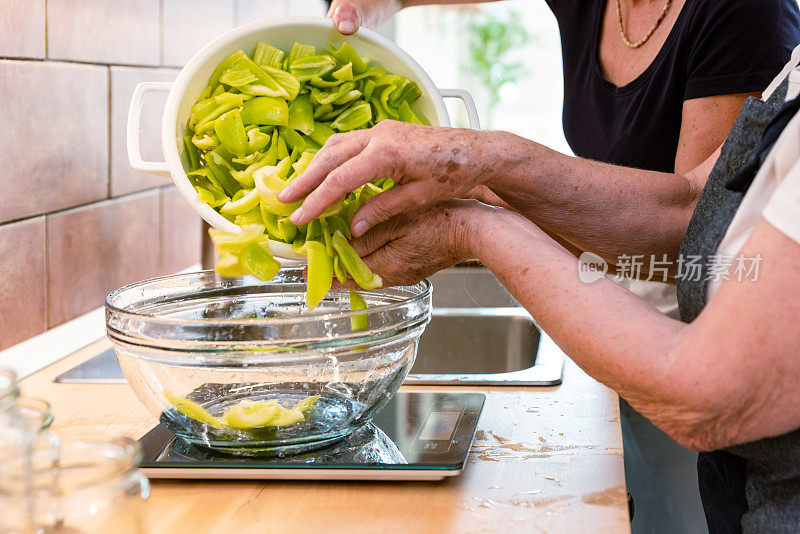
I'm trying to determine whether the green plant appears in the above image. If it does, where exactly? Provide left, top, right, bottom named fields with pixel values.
left=467, top=9, right=530, bottom=113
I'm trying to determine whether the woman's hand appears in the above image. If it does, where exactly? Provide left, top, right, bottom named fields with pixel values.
left=328, top=0, right=403, bottom=34
left=349, top=199, right=487, bottom=286
left=277, top=120, right=502, bottom=237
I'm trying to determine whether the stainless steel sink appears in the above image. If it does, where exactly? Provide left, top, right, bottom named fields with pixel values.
left=413, top=309, right=538, bottom=374
left=405, top=307, right=563, bottom=386
left=403, top=267, right=564, bottom=386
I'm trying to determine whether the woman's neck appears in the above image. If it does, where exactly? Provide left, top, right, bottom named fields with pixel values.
left=598, top=0, right=687, bottom=87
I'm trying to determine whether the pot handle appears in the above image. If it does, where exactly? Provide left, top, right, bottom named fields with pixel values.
left=439, top=89, right=481, bottom=130
left=127, top=81, right=172, bottom=175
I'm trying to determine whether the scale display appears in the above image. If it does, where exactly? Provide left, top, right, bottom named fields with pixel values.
left=138, top=392, right=485, bottom=481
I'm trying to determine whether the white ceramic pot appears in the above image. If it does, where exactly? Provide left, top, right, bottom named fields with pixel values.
left=127, top=17, right=480, bottom=260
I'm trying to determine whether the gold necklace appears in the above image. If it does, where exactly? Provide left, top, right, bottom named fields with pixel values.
left=616, top=0, right=673, bottom=49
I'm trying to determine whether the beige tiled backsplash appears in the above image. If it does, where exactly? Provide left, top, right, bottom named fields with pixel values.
left=0, top=218, right=46, bottom=348
left=0, top=60, right=108, bottom=223
left=0, top=0, right=327, bottom=351
left=109, top=66, right=177, bottom=196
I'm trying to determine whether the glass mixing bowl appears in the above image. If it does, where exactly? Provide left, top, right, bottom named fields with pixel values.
left=106, top=269, right=431, bottom=456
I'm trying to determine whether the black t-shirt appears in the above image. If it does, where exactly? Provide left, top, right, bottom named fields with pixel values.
left=545, top=0, right=800, bottom=173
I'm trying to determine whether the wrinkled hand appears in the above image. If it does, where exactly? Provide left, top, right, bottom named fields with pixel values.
left=348, top=200, right=484, bottom=287
left=278, top=120, right=498, bottom=237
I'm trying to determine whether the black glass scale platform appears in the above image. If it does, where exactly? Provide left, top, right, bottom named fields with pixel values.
left=138, top=392, right=484, bottom=481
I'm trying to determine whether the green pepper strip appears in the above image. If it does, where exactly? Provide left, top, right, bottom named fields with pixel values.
left=320, top=218, right=334, bottom=257
left=277, top=216, right=298, bottom=243
left=333, top=255, right=346, bottom=284
left=288, top=93, right=315, bottom=135
left=198, top=51, right=241, bottom=100
left=349, top=290, right=369, bottom=331
left=247, top=128, right=271, bottom=153
left=398, top=101, right=423, bottom=125
left=205, top=150, right=241, bottom=196
left=262, top=66, right=301, bottom=101
left=260, top=206, right=283, bottom=240
left=305, top=241, right=333, bottom=310
left=229, top=53, right=289, bottom=98
left=327, top=42, right=368, bottom=75
left=183, top=135, right=200, bottom=171
left=309, top=121, right=336, bottom=146
left=331, top=102, right=372, bottom=131
left=331, top=230, right=382, bottom=290
left=332, top=62, right=354, bottom=82
left=288, top=42, right=316, bottom=66
left=253, top=42, right=285, bottom=69
left=240, top=96, right=289, bottom=127
left=240, top=241, right=281, bottom=281
left=193, top=92, right=247, bottom=131
left=234, top=208, right=263, bottom=226
left=219, top=67, right=258, bottom=87
left=289, top=54, right=337, bottom=82
left=278, top=126, right=306, bottom=151
left=215, top=109, right=249, bottom=157
left=309, top=76, right=343, bottom=88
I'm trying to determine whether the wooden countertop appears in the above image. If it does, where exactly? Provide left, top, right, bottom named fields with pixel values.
left=19, top=338, right=629, bottom=534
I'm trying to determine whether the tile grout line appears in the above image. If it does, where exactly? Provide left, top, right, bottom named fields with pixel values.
left=159, top=0, right=165, bottom=67
left=43, top=0, right=49, bottom=58
left=107, top=66, right=113, bottom=199
left=0, top=188, right=165, bottom=230
left=43, top=214, right=50, bottom=329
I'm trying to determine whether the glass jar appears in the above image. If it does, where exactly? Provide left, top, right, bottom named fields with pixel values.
left=0, top=368, right=35, bottom=534
left=14, top=398, right=54, bottom=433
left=22, top=431, right=151, bottom=534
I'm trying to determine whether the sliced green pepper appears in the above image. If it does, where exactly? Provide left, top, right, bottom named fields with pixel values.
left=252, top=42, right=285, bottom=69
left=331, top=102, right=372, bottom=131
left=288, top=93, right=315, bottom=135
left=349, top=290, right=369, bottom=331
left=332, top=230, right=382, bottom=290
left=183, top=135, right=200, bottom=171
left=289, top=54, right=337, bottom=82
left=305, top=240, right=333, bottom=310
left=262, top=66, right=301, bottom=101
left=220, top=187, right=260, bottom=215
left=327, top=42, right=368, bottom=75
left=333, top=255, right=346, bottom=284
left=205, top=150, right=241, bottom=196
left=240, top=96, right=289, bottom=126
left=254, top=167, right=302, bottom=216
left=308, top=121, right=336, bottom=146
left=215, top=109, right=249, bottom=157
left=332, top=62, right=353, bottom=82
left=240, top=240, right=281, bottom=281
left=287, top=42, right=316, bottom=65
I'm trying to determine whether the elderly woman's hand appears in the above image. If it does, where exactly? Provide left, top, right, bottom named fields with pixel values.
left=347, top=199, right=488, bottom=286
left=277, top=120, right=503, bottom=237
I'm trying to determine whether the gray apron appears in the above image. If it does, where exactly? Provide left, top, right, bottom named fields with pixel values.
left=677, top=77, right=800, bottom=532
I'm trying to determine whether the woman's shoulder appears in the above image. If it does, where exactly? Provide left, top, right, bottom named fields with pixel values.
left=687, top=0, right=799, bottom=39
left=681, top=0, right=800, bottom=87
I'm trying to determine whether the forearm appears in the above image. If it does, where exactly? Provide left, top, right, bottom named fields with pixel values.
left=484, top=131, right=702, bottom=266
left=467, top=208, right=724, bottom=449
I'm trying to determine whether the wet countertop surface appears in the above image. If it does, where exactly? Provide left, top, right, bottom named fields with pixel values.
left=20, top=338, right=629, bottom=533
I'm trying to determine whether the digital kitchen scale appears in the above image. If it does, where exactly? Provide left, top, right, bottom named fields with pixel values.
left=138, top=392, right=484, bottom=481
